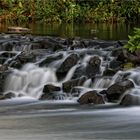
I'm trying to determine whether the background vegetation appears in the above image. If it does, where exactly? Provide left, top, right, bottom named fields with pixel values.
left=0, top=0, right=140, bottom=23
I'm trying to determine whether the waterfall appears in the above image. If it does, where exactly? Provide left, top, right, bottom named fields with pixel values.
left=4, top=63, right=58, bottom=99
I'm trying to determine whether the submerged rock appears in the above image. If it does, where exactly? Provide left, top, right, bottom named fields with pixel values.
left=77, top=90, right=105, bottom=105
left=106, top=80, right=134, bottom=102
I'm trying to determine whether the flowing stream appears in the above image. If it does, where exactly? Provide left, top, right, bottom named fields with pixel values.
left=0, top=33, right=140, bottom=139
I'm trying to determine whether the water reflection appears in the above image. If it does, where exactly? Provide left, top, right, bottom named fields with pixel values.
left=0, top=22, right=139, bottom=40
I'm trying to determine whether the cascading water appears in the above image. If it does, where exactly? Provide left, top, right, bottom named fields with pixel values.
left=4, top=63, right=58, bottom=99
left=2, top=34, right=140, bottom=105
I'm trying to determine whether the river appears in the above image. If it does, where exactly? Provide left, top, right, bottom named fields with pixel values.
left=0, top=22, right=140, bottom=40
left=0, top=23, right=140, bottom=140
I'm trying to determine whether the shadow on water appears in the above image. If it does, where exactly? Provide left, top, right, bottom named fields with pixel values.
left=0, top=22, right=140, bottom=40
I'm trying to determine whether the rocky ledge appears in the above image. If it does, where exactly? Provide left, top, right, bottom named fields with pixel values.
left=0, top=33, right=139, bottom=106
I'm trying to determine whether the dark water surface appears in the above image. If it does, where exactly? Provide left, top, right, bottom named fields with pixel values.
left=0, top=22, right=140, bottom=40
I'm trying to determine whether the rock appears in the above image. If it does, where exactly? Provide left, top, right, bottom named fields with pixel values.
left=72, top=65, right=85, bottom=79
left=116, top=49, right=127, bottom=62
left=106, top=80, right=134, bottom=102
left=0, top=92, right=16, bottom=100
left=39, top=53, right=63, bottom=67
left=62, top=76, right=87, bottom=93
left=43, top=84, right=61, bottom=93
left=85, top=56, right=101, bottom=78
left=120, top=89, right=140, bottom=106
left=40, top=84, right=61, bottom=100
left=17, top=51, right=36, bottom=63
left=33, top=38, right=63, bottom=52
left=57, top=53, right=79, bottom=73
left=117, top=49, right=140, bottom=65
left=0, top=64, right=9, bottom=72
left=103, top=68, right=117, bottom=76
left=70, top=40, right=87, bottom=50
left=77, top=90, right=105, bottom=105
left=71, top=87, right=86, bottom=97
left=10, top=51, right=36, bottom=68
left=4, top=92, right=16, bottom=99
left=111, top=48, right=123, bottom=57
left=109, top=59, right=123, bottom=70
left=88, top=40, right=116, bottom=48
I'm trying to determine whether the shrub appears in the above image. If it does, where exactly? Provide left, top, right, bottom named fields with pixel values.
left=124, top=28, right=140, bottom=52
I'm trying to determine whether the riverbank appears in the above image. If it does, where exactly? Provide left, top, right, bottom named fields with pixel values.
left=0, top=0, right=140, bottom=23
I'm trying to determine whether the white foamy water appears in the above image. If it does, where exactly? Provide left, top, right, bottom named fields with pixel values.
left=5, top=63, right=58, bottom=98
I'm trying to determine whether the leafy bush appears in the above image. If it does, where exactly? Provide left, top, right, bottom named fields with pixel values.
left=124, top=28, right=140, bottom=52
left=0, top=0, right=140, bottom=23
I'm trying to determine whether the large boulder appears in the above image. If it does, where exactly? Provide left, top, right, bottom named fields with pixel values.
left=77, top=90, right=105, bottom=105
left=57, top=53, right=79, bottom=73
left=106, top=80, right=134, bottom=102
left=85, top=56, right=101, bottom=78
left=62, top=76, right=87, bottom=93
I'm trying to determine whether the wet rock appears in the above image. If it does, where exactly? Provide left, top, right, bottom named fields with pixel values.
left=72, top=65, right=85, bottom=79
left=117, top=49, right=140, bottom=65
left=77, top=90, right=105, bottom=105
left=70, top=40, right=87, bottom=50
left=106, top=80, right=134, bottom=102
left=57, top=53, right=79, bottom=73
left=17, top=51, right=36, bottom=63
left=33, top=38, right=63, bottom=52
left=71, top=87, right=86, bottom=97
left=0, top=64, right=9, bottom=72
left=4, top=92, right=16, bottom=99
left=40, top=84, right=62, bottom=100
left=109, top=59, right=123, bottom=70
left=116, top=50, right=127, bottom=62
left=85, top=56, right=101, bottom=78
left=120, top=89, right=140, bottom=106
left=103, top=68, right=117, bottom=76
left=111, top=48, right=123, bottom=57
left=0, top=92, right=16, bottom=100
left=10, top=51, right=36, bottom=68
left=43, top=84, right=61, bottom=93
left=88, top=40, right=116, bottom=48
left=62, top=76, right=87, bottom=93
left=39, top=53, right=63, bottom=67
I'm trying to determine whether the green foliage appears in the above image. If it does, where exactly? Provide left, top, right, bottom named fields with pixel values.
left=124, top=28, right=140, bottom=52
left=0, top=0, right=140, bottom=23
